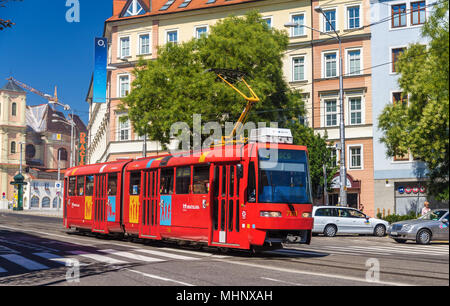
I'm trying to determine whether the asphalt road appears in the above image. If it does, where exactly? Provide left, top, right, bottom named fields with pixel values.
left=0, top=212, right=448, bottom=288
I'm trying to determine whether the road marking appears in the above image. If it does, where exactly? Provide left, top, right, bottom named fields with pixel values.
left=124, top=268, right=194, bottom=286
left=33, top=252, right=90, bottom=266
left=327, top=245, right=449, bottom=256
left=0, top=254, right=49, bottom=271
left=100, top=249, right=165, bottom=263
left=0, top=245, right=19, bottom=254
left=157, top=247, right=229, bottom=258
left=213, top=258, right=415, bottom=286
left=261, top=277, right=305, bottom=286
left=268, top=248, right=328, bottom=256
left=135, top=249, right=199, bottom=261
left=67, top=250, right=128, bottom=265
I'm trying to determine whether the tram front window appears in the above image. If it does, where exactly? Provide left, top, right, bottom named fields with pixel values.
left=258, top=149, right=312, bottom=204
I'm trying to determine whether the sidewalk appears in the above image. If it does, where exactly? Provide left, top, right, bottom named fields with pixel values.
left=0, top=209, right=63, bottom=218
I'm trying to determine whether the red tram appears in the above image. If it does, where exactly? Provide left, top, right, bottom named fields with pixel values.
left=64, top=135, right=314, bottom=251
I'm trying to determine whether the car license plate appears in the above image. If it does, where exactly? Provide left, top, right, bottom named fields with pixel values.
left=391, top=232, right=398, bottom=236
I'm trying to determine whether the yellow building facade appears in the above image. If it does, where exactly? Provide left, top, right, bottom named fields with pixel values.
left=0, top=80, right=27, bottom=206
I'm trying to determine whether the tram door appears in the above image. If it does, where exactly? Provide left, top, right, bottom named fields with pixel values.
left=93, top=174, right=108, bottom=232
left=140, top=170, right=159, bottom=238
left=212, top=164, right=241, bottom=246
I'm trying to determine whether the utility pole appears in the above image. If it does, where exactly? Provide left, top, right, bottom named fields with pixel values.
left=315, top=6, right=347, bottom=207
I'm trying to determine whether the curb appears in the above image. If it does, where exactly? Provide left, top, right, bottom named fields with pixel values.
left=0, top=210, right=63, bottom=218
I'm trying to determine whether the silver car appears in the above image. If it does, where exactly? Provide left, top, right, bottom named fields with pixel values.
left=312, top=206, right=390, bottom=237
left=388, top=209, right=449, bottom=244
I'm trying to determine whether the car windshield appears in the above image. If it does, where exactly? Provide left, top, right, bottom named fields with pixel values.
left=258, top=149, right=312, bottom=204
left=419, top=210, right=448, bottom=221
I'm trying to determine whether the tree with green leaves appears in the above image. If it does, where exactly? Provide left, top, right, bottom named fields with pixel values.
left=123, top=11, right=336, bottom=200
left=378, top=0, right=449, bottom=201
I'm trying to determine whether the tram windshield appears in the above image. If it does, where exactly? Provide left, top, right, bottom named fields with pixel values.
left=258, top=149, right=312, bottom=204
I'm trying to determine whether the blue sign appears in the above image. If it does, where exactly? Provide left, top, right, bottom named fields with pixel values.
left=107, top=196, right=116, bottom=222
left=160, top=195, right=172, bottom=226
left=398, top=186, right=405, bottom=194
left=93, top=37, right=108, bottom=103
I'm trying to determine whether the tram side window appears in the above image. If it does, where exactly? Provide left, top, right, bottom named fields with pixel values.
left=129, top=172, right=141, bottom=195
left=76, top=176, right=85, bottom=196
left=176, top=167, right=191, bottom=194
left=85, top=176, right=94, bottom=196
left=108, top=174, right=118, bottom=196
left=247, top=162, right=256, bottom=202
left=160, top=168, right=174, bottom=195
left=193, top=166, right=210, bottom=194
left=68, top=177, right=76, bottom=196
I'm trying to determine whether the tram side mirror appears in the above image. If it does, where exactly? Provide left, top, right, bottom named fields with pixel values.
left=237, top=164, right=244, bottom=179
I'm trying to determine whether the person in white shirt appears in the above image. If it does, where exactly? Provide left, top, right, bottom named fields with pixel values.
left=421, top=201, right=431, bottom=216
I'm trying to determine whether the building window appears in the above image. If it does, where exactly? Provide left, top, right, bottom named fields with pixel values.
left=123, top=0, right=145, bottom=17
left=392, top=47, right=406, bottom=73
left=411, top=1, right=426, bottom=25
left=349, top=97, right=362, bottom=125
left=42, top=196, right=51, bottom=208
left=195, top=26, right=208, bottom=39
left=119, top=117, right=131, bottom=141
left=324, top=52, right=338, bottom=78
left=120, top=37, right=130, bottom=58
left=292, top=56, right=305, bottom=81
left=52, top=197, right=61, bottom=209
left=347, top=6, right=360, bottom=29
left=323, top=9, right=336, bottom=32
left=12, top=102, right=17, bottom=116
left=262, top=17, right=272, bottom=28
left=347, top=49, right=361, bottom=75
left=349, top=146, right=362, bottom=169
left=30, top=196, right=39, bottom=208
left=119, top=75, right=130, bottom=98
left=139, top=34, right=150, bottom=55
left=392, top=4, right=407, bottom=28
left=58, top=148, right=68, bottom=161
left=167, top=30, right=178, bottom=44
left=26, top=144, right=36, bottom=159
left=291, top=14, right=305, bottom=37
left=394, top=150, right=410, bottom=161
left=10, top=141, right=16, bottom=154
left=330, top=147, right=338, bottom=168
left=392, top=92, right=408, bottom=105
left=325, top=99, right=338, bottom=127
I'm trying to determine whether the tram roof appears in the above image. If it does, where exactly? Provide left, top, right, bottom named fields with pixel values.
left=125, top=142, right=308, bottom=172
left=64, top=159, right=133, bottom=177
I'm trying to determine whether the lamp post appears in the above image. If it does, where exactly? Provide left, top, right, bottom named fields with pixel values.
left=284, top=7, right=347, bottom=207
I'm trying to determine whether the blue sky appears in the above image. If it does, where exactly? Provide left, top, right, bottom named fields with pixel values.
left=0, top=0, right=113, bottom=124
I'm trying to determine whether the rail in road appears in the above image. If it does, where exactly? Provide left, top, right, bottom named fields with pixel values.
left=0, top=214, right=448, bottom=286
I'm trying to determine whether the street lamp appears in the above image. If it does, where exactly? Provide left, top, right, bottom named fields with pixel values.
left=285, top=8, right=348, bottom=207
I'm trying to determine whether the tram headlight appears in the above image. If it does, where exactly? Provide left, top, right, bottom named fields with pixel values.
left=260, top=211, right=282, bottom=218
left=302, top=212, right=312, bottom=218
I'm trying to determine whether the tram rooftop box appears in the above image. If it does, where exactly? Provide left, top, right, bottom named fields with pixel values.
left=249, top=128, right=293, bottom=144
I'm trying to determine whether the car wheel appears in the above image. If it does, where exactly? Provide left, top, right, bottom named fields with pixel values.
left=324, top=224, right=337, bottom=237
left=416, top=229, right=432, bottom=245
left=394, top=239, right=407, bottom=243
left=374, top=224, right=386, bottom=237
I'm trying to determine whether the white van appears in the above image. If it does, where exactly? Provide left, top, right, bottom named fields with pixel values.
left=312, top=206, right=389, bottom=237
